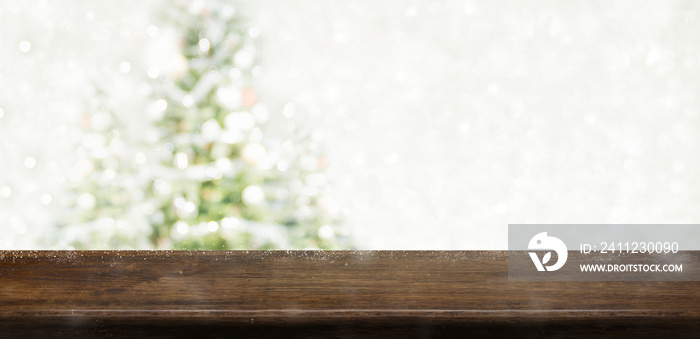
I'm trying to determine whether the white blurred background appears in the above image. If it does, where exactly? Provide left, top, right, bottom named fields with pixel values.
left=0, top=0, right=698, bottom=249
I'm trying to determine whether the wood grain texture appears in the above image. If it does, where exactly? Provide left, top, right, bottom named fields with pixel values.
left=0, top=250, right=698, bottom=338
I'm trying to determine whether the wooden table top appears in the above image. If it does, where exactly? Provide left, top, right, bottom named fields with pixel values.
left=0, top=250, right=698, bottom=338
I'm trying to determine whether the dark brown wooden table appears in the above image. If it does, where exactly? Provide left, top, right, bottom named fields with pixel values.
left=0, top=250, right=698, bottom=338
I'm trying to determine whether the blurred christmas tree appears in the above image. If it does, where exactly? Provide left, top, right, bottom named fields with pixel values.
left=53, top=91, right=155, bottom=249
left=52, top=1, right=346, bottom=250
